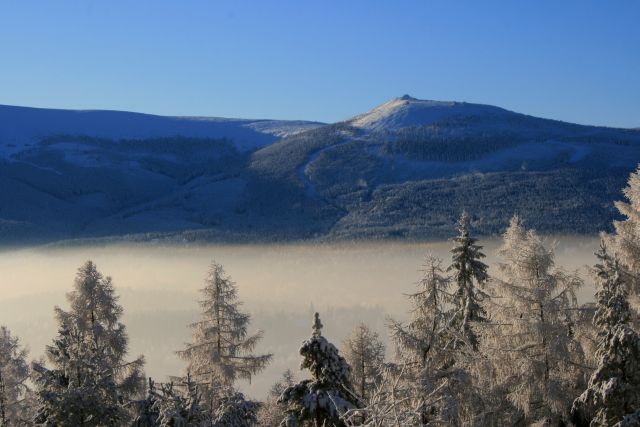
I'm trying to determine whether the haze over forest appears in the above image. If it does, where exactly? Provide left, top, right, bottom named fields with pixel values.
left=2, top=94, right=640, bottom=425
left=2, top=1, right=640, bottom=425
left=0, top=237, right=600, bottom=397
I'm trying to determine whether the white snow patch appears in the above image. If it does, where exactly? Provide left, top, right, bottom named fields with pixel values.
left=243, top=120, right=324, bottom=138
left=0, top=104, right=322, bottom=158
left=347, top=95, right=508, bottom=132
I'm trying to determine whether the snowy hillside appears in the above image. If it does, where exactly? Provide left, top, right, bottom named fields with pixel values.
left=347, top=95, right=512, bottom=132
left=243, top=120, right=325, bottom=138
left=0, top=104, right=323, bottom=156
left=1, top=96, right=640, bottom=244
left=251, top=96, right=640, bottom=240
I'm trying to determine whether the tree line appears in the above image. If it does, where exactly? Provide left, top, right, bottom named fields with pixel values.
left=3, top=167, right=640, bottom=426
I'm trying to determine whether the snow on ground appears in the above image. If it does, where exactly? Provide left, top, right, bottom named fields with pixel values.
left=347, top=94, right=510, bottom=132
left=0, top=104, right=320, bottom=157
left=381, top=140, right=597, bottom=180
left=243, top=120, right=324, bottom=137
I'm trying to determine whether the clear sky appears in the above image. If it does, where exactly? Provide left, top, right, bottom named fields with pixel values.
left=1, top=1, right=638, bottom=127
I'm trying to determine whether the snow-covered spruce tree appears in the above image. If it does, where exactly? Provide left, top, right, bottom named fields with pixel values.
left=480, top=216, right=588, bottom=425
left=158, top=376, right=207, bottom=427
left=211, top=391, right=258, bottom=426
left=341, top=323, right=385, bottom=403
left=131, top=378, right=161, bottom=427
left=0, top=326, right=30, bottom=426
left=132, top=375, right=207, bottom=427
left=257, top=370, right=295, bottom=427
left=134, top=376, right=256, bottom=427
left=448, top=211, right=489, bottom=350
left=32, top=260, right=145, bottom=426
left=389, top=254, right=472, bottom=424
left=571, top=242, right=640, bottom=426
left=278, top=313, right=358, bottom=427
left=178, top=261, right=271, bottom=411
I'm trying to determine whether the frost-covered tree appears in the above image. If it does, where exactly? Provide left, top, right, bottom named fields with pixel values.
left=592, top=243, right=634, bottom=348
left=341, top=323, right=385, bottom=403
left=572, top=242, right=640, bottom=426
left=481, top=216, right=587, bottom=425
left=448, top=211, right=489, bottom=350
left=32, top=260, right=145, bottom=426
left=131, top=378, right=161, bottom=427
left=610, top=166, right=640, bottom=293
left=340, top=363, right=449, bottom=427
left=134, top=377, right=254, bottom=427
left=278, top=313, right=358, bottom=427
left=211, top=391, right=258, bottom=427
left=389, top=255, right=471, bottom=424
left=257, top=370, right=295, bottom=427
left=608, top=165, right=640, bottom=334
left=178, top=261, right=271, bottom=407
left=0, top=326, right=30, bottom=426
left=390, top=255, right=453, bottom=367
left=133, top=375, right=207, bottom=427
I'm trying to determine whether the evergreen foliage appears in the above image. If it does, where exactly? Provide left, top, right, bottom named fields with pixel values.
left=448, top=211, right=489, bottom=350
left=177, top=261, right=271, bottom=417
left=32, top=261, right=145, bottom=426
left=0, top=326, right=30, bottom=426
left=389, top=254, right=476, bottom=424
left=256, top=370, right=295, bottom=427
left=211, top=391, right=258, bottom=427
left=612, top=166, right=640, bottom=287
left=341, top=324, right=384, bottom=403
left=481, top=217, right=588, bottom=425
left=131, top=376, right=207, bottom=427
left=278, top=313, right=358, bottom=427
left=572, top=242, right=640, bottom=426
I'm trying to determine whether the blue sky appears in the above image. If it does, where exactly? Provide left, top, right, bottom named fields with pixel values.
left=1, top=1, right=638, bottom=127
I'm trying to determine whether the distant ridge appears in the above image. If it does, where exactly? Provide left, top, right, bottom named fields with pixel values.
left=0, top=103, right=324, bottom=154
left=1, top=96, right=639, bottom=245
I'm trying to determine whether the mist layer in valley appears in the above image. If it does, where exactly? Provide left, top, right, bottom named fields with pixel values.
left=0, top=237, right=601, bottom=399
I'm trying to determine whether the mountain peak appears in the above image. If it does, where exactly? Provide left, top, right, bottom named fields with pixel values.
left=347, top=96, right=507, bottom=132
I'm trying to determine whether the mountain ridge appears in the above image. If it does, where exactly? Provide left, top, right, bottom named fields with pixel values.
left=1, top=96, right=639, bottom=245
left=0, top=103, right=325, bottom=154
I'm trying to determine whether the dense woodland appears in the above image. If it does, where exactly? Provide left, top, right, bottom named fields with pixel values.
left=3, top=118, right=640, bottom=244
left=3, top=167, right=640, bottom=426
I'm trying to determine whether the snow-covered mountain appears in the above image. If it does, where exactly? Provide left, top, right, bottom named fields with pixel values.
left=346, top=95, right=511, bottom=132
left=0, top=104, right=323, bottom=156
left=1, top=96, right=640, bottom=245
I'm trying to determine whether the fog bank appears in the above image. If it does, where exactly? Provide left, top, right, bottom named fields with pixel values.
left=0, top=237, right=600, bottom=398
